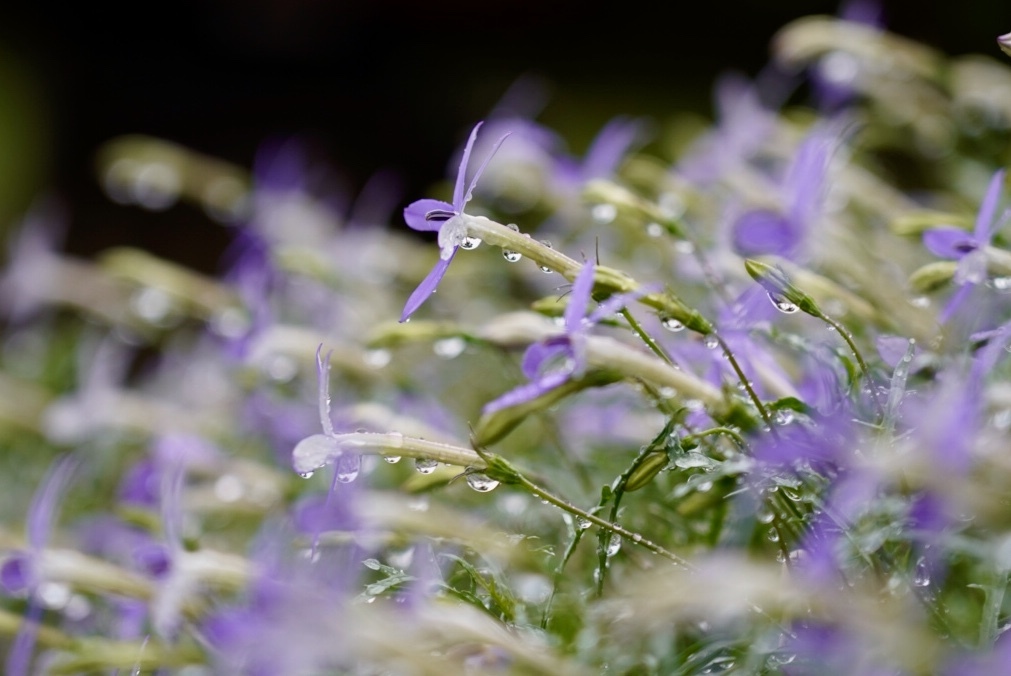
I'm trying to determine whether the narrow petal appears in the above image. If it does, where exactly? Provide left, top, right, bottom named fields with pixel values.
left=582, top=117, right=642, bottom=181
left=462, top=132, right=512, bottom=209
left=404, top=199, right=455, bottom=232
left=482, top=370, right=570, bottom=415
left=732, top=210, right=797, bottom=256
left=453, top=123, right=484, bottom=210
left=521, top=338, right=572, bottom=379
left=922, top=227, right=976, bottom=259
left=315, top=345, right=335, bottom=436
left=400, top=251, right=456, bottom=322
left=975, top=168, right=1006, bottom=241
left=564, top=262, right=596, bottom=333
left=587, top=284, right=660, bottom=326
left=938, top=282, right=975, bottom=325
left=27, top=455, right=78, bottom=550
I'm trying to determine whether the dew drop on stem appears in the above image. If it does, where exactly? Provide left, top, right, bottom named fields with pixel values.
left=661, top=317, right=685, bottom=332
left=465, top=472, right=500, bottom=492
left=606, top=534, right=622, bottom=556
left=415, top=458, right=438, bottom=474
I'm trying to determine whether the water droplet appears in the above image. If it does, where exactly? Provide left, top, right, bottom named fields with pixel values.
left=696, top=480, right=713, bottom=493
left=465, top=472, right=500, bottom=492
left=673, top=239, right=695, bottom=254
left=909, top=296, right=930, bottom=308
left=505, top=223, right=520, bottom=232
left=591, top=203, right=617, bottom=224
left=502, top=250, right=522, bottom=262
left=989, top=276, right=1011, bottom=292
left=537, top=240, right=553, bottom=273
left=606, top=534, right=622, bottom=556
left=383, top=455, right=402, bottom=464
left=657, top=386, right=677, bottom=399
left=703, top=335, right=719, bottom=350
left=460, top=235, right=481, bottom=250
left=646, top=222, right=663, bottom=238
left=661, top=317, right=685, bottom=332
left=914, top=557, right=931, bottom=587
left=265, top=354, right=298, bottom=382
left=576, top=517, right=592, bottom=531
left=130, top=286, right=176, bottom=326
left=336, top=453, right=361, bottom=483
left=768, top=529, right=780, bottom=543
left=433, top=336, right=466, bottom=359
left=415, top=458, right=439, bottom=474
left=631, top=533, right=642, bottom=543
left=364, top=349, right=391, bottom=369
left=767, top=292, right=799, bottom=313
left=757, top=510, right=775, bottom=524
left=773, top=409, right=795, bottom=426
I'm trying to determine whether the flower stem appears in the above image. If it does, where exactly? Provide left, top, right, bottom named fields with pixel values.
left=713, top=334, right=774, bottom=431
left=619, top=307, right=676, bottom=367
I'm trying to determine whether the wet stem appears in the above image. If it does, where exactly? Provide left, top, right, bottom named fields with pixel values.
left=515, top=474, right=691, bottom=569
left=817, top=311, right=883, bottom=418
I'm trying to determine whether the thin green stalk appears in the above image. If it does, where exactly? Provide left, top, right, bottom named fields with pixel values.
left=619, top=307, right=677, bottom=368
left=519, top=476, right=690, bottom=567
left=817, top=312, right=884, bottom=418
left=713, top=334, right=774, bottom=431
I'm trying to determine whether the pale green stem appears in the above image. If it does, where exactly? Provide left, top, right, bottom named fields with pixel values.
left=514, top=474, right=691, bottom=568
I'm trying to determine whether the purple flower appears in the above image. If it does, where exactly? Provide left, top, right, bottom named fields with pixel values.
left=400, top=122, right=510, bottom=322
left=482, top=261, right=651, bottom=414
left=922, top=169, right=1008, bottom=323
left=1, top=456, right=78, bottom=676
left=732, top=125, right=841, bottom=258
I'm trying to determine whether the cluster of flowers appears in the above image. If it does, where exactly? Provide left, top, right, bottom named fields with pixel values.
left=4, top=8, right=1011, bottom=675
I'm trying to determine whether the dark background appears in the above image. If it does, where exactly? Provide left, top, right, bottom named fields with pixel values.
left=0, top=0, right=1008, bottom=271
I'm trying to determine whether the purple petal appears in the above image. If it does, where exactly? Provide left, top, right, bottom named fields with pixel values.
left=564, top=262, right=596, bottom=333
left=462, top=131, right=512, bottom=209
left=876, top=335, right=917, bottom=369
left=732, top=210, right=797, bottom=256
left=0, top=555, right=32, bottom=593
left=587, top=284, right=660, bottom=326
left=923, top=227, right=977, bottom=259
left=785, top=131, right=834, bottom=226
left=400, top=251, right=456, bottom=322
left=938, top=282, right=975, bottom=325
left=975, top=168, right=1006, bottom=241
left=521, top=338, right=572, bottom=379
left=482, top=370, right=571, bottom=415
left=404, top=199, right=455, bottom=232
left=315, top=345, right=335, bottom=436
left=27, top=456, right=78, bottom=550
left=453, top=122, right=484, bottom=210
left=581, top=117, right=642, bottom=181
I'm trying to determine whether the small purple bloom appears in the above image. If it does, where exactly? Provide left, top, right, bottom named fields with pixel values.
left=732, top=125, right=841, bottom=258
left=2, top=456, right=78, bottom=676
left=400, top=122, right=510, bottom=322
left=483, top=261, right=651, bottom=414
left=922, top=169, right=1008, bottom=322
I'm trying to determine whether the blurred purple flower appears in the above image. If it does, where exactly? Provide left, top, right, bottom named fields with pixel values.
left=1, top=456, right=78, bottom=676
left=483, top=261, right=652, bottom=414
left=732, top=126, right=841, bottom=258
left=400, top=122, right=511, bottom=322
left=678, top=73, right=778, bottom=186
left=811, top=0, right=884, bottom=111
left=922, top=169, right=1008, bottom=323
